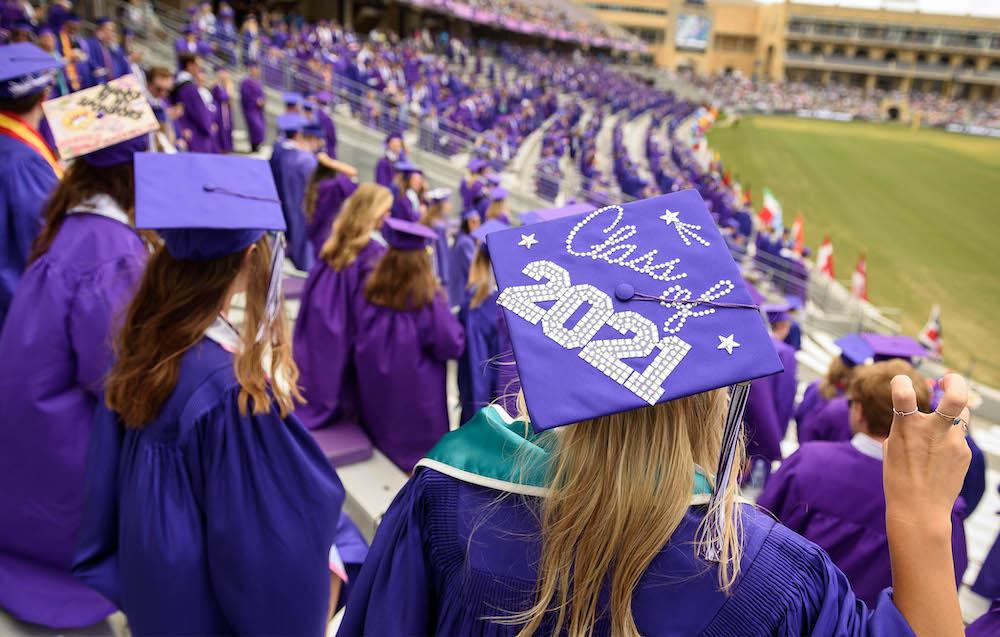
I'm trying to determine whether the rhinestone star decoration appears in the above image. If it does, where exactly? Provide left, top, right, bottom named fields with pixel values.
left=659, top=208, right=711, bottom=247
left=518, top=233, right=539, bottom=249
left=717, top=334, right=740, bottom=355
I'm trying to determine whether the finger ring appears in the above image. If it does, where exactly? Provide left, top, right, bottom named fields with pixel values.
left=935, top=410, right=965, bottom=426
left=892, top=408, right=919, bottom=417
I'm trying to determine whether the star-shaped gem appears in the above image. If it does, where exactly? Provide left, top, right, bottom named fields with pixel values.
left=717, top=334, right=740, bottom=355
left=659, top=209, right=680, bottom=226
left=518, top=233, right=539, bottom=249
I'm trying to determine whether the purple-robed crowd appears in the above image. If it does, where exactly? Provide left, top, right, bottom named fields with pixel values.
left=0, top=4, right=997, bottom=635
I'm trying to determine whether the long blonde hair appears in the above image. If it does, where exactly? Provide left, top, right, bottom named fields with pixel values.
left=320, top=183, right=392, bottom=271
left=506, top=389, right=744, bottom=637
left=466, top=247, right=494, bottom=309
left=485, top=198, right=508, bottom=221
left=106, top=236, right=301, bottom=426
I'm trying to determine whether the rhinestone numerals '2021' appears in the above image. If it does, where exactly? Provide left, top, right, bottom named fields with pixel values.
left=498, top=259, right=692, bottom=405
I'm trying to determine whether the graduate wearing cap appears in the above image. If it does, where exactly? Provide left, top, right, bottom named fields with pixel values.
left=353, top=217, right=464, bottom=471
left=798, top=333, right=928, bottom=444
left=758, top=360, right=968, bottom=607
left=0, top=122, right=151, bottom=628
left=295, top=183, right=392, bottom=435
left=312, top=91, right=338, bottom=158
left=211, top=66, right=234, bottom=154
left=456, top=218, right=509, bottom=424
left=33, top=24, right=70, bottom=97
left=390, top=159, right=424, bottom=222
left=446, top=208, right=480, bottom=307
left=0, top=43, right=64, bottom=327
left=53, top=14, right=87, bottom=94
left=83, top=18, right=127, bottom=87
left=762, top=302, right=798, bottom=438
left=305, top=161, right=360, bottom=260
left=483, top=186, right=510, bottom=223
left=238, top=61, right=266, bottom=152
left=340, top=190, right=973, bottom=636
left=422, top=186, right=452, bottom=286
left=795, top=351, right=855, bottom=439
left=272, top=115, right=322, bottom=271
left=171, top=54, right=218, bottom=153
left=374, top=132, right=404, bottom=188
left=459, top=157, right=486, bottom=210
left=72, top=153, right=367, bottom=634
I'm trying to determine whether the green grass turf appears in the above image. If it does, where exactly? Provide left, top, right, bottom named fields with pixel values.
left=707, top=115, right=1000, bottom=385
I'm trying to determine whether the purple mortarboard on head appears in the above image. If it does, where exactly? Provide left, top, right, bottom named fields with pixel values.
left=182, top=26, right=195, bottom=35
left=135, top=153, right=285, bottom=262
left=462, top=208, right=481, bottom=222
left=761, top=301, right=792, bottom=324
left=94, top=16, right=113, bottom=27
left=276, top=113, right=306, bottom=133
left=302, top=98, right=315, bottom=112
left=382, top=217, right=437, bottom=251
left=315, top=91, right=332, bottom=105
left=80, top=133, right=150, bottom=167
left=836, top=333, right=928, bottom=366
left=785, top=295, right=804, bottom=311
left=487, top=189, right=782, bottom=560
left=221, top=6, right=235, bottom=17
left=66, top=13, right=81, bottom=24
left=490, top=187, right=507, bottom=201
left=302, top=119, right=323, bottom=137
left=0, top=43, right=64, bottom=99
left=472, top=218, right=510, bottom=243
left=283, top=92, right=303, bottom=106
left=35, top=24, right=54, bottom=37
left=394, top=159, right=422, bottom=174
left=486, top=188, right=781, bottom=433
left=12, top=20, right=32, bottom=32
left=426, top=187, right=451, bottom=203
left=486, top=173, right=502, bottom=186
left=468, top=157, right=487, bottom=173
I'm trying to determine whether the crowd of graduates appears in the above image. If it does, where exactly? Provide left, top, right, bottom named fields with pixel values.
left=0, top=1, right=998, bottom=636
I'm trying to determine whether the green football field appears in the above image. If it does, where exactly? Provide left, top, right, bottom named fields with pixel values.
left=707, top=116, right=1000, bottom=386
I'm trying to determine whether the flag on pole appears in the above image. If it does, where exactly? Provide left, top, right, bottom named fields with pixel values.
left=791, top=214, right=805, bottom=255
left=850, top=252, right=868, bottom=301
left=816, top=235, right=834, bottom=278
left=761, top=188, right=784, bottom=230
left=918, top=304, right=943, bottom=358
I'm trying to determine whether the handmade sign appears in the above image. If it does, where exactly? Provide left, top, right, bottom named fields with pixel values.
left=42, top=74, right=158, bottom=160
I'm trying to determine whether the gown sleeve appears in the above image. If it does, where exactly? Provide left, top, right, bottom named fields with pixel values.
left=187, top=391, right=345, bottom=636
left=72, top=401, right=125, bottom=608
left=424, top=291, right=465, bottom=362
left=2, top=155, right=54, bottom=273
left=69, top=256, right=144, bottom=394
left=337, top=474, right=434, bottom=636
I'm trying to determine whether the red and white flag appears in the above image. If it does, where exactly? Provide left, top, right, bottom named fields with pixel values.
left=850, top=253, right=868, bottom=301
left=791, top=214, right=805, bottom=255
left=918, top=304, right=943, bottom=358
left=816, top=236, right=834, bottom=278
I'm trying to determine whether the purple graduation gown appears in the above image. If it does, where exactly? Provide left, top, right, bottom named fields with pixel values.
left=447, top=231, right=475, bottom=306
left=173, top=80, right=217, bottom=153
left=0, top=211, right=145, bottom=628
left=339, top=467, right=917, bottom=636
left=795, top=380, right=835, bottom=429
left=457, top=289, right=500, bottom=424
left=758, top=439, right=967, bottom=607
left=211, top=84, right=234, bottom=153
left=239, top=77, right=266, bottom=148
left=274, top=143, right=317, bottom=271
left=374, top=156, right=394, bottom=187
left=744, top=377, right=783, bottom=466
left=0, top=130, right=59, bottom=327
left=772, top=338, right=798, bottom=437
left=72, top=334, right=365, bottom=635
left=307, top=174, right=358, bottom=259
left=353, top=291, right=464, bottom=471
left=316, top=108, right=337, bottom=158
left=294, top=239, right=385, bottom=430
left=798, top=395, right=851, bottom=443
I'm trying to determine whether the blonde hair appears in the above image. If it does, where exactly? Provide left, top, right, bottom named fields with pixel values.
left=818, top=355, right=852, bottom=399
left=466, top=247, right=494, bottom=309
left=485, top=199, right=508, bottom=221
left=320, top=183, right=392, bottom=271
left=505, top=388, right=744, bottom=637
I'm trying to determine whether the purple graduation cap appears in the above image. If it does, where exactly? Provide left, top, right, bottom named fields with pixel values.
left=276, top=113, right=306, bottom=134
left=761, top=301, right=792, bottom=324
left=490, top=187, right=507, bottom=201
left=835, top=332, right=929, bottom=366
left=301, top=119, right=323, bottom=138
left=79, top=133, right=149, bottom=168
left=0, top=42, right=64, bottom=99
left=393, top=159, right=422, bottom=175
left=486, top=173, right=502, bottom=186
left=383, top=217, right=437, bottom=250
left=426, top=187, right=451, bottom=203
left=314, top=91, right=332, bottom=105
left=468, top=157, right=487, bottom=173
left=282, top=91, right=303, bottom=107
left=462, top=208, right=481, bottom=222
left=487, top=189, right=783, bottom=559
left=135, top=153, right=287, bottom=340
left=94, top=16, right=113, bottom=27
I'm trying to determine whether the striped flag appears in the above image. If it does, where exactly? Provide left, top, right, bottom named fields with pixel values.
left=850, top=253, right=868, bottom=301
left=918, top=304, right=943, bottom=358
left=791, top=214, right=805, bottom=255
left=816, top=236, right=834, bottom=278
left=761, top=188, right=783, bottom=230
